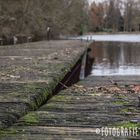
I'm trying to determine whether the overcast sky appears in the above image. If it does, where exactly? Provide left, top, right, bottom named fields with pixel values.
left=88, top=0, right=104, bottom=5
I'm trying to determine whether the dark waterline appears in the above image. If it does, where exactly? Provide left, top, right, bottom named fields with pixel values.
left=90, top=42, right=140, bottom=76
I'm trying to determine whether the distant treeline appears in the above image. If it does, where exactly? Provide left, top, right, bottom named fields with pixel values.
left=90, top=0, right=140, bottom=32
left=0, top=0, right=89, bottom=44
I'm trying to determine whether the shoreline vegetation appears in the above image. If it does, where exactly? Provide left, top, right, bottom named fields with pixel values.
left=0, top=0, right=140, bottom=45
left=0, top=0, right=89, bottom=45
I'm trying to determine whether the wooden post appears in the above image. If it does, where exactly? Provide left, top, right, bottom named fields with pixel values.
left=80, top=51, right=87, bottom=80
left=0, top=38, right=3, bottom=45
left=138, top=96, right=140, bottom=107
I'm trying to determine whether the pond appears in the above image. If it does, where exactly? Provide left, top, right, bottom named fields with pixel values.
left=89, top=42, right=140, bottom=76
left=77, top=34, right=140, bottom=42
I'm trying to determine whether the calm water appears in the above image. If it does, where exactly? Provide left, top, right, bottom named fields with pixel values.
left=77, top=34, right=140, bottom=42
left=90, top=42, right=140, bottom=76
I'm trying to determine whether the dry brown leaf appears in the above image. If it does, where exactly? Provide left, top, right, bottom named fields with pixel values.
left=132, top=85, right=140, bottom=93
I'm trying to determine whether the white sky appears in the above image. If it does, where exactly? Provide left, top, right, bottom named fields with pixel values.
left=88, top=0, right=104, bottom=5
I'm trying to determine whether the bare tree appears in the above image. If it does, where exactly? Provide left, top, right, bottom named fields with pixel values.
left=90, top=0, right=140, bottom=32
left=0, top=0, right=89, bottom=43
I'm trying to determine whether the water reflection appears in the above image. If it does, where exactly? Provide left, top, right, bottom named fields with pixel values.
left=91, top=42, right=140, bottom=76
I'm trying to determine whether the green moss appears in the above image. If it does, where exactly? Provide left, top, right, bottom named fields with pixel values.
left=14, top=66, right=28, bottom=72
left=0, top=128, right=18, bottom=136
left=42, top=88, right=50, bottom=99
left=47, top=103, right=57, bottom=109
left=115, top=94, right=126, bottom=99
left=112, top=100, right=129, bottom=105
left=121, top=108, right=138, bottom=113
left=53, top=95, right=71, bottom=101
left=24, top=84, right=37, bottom=92
left=23, top=112, right=39, bottom=124
left=28, top=86, right=52, bottom=110
left=117, top=121, right=139, bottom=128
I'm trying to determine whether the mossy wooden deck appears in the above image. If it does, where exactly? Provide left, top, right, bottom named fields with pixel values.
left=1, top=76, right=140, bottom=139
left=0, top=40, right=88, bottom=130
